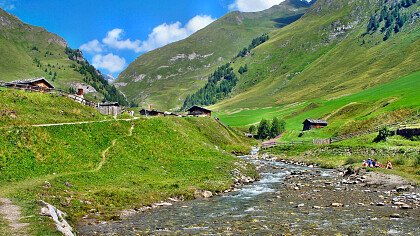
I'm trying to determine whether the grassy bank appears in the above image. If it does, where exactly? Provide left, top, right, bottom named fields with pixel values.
left=0, top=117, right=256, bottom=235
left=0, top=88, right=106, bottom=128
left=265, top=133, right=420, bottom=184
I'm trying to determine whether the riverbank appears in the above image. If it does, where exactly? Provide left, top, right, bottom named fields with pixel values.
left=0, top=117, right=257, bottom=235
left=264, top=142, right=420, bottom=185
left=78, top=155, right=419, bottom=235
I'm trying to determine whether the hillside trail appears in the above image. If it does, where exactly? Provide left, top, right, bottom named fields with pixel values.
left=0, top=123, right=136, bottom=234
left=31, top=117, right=140, bottom=127
left=0, top=198, right=28, bottom=236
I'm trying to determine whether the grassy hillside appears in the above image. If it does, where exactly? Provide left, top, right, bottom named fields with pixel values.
left=0, top=87, right=106, bottom=128
left=117, top=0, right=312, bottom=110
left=0, top=88, right=255, bottom=235
left=211, top=0, right=419, bottom=115
left=0, top=9, right=127, bottom=105
left=216, top=71, right=420, bottom=136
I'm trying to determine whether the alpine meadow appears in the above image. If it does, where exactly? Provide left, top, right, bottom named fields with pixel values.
left=0, top=0, right=419, bottom=235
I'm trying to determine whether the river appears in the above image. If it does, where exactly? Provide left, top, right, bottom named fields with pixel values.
left=78, top=154, right=420, bottom=235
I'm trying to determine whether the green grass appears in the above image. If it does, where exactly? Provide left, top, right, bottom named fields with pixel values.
left=0, top=88, right=106, bottom=128
left=215, top=71, right=420, bottom=139
left=0, top=117, right=255, bottom=235
left=117, top=1, right=311, bottom=110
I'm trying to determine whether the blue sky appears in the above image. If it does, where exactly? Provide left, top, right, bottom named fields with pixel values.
left=1, top=0, right=288, bottom=77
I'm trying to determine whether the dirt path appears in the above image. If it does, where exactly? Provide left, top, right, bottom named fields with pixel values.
left=0, top=198, right=28, bottom=235
left=32, top=117, right=140, bottom=127
left=0, top=123, right=136, bottom=234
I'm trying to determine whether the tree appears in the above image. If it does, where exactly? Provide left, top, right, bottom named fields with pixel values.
left=257, top=119, right=271, bottom=140
left=248, top=125, right=256, bottom=134
left=375, top=126, right=392, bottom=142
left=270, top=117, right=281, bottom=138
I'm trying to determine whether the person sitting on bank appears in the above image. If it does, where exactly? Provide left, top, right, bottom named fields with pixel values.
left=367, top=158, right=373, bottom=167
left=386, top=160, right=393, bottom=169
left=362, top=160, right=368, bottom=167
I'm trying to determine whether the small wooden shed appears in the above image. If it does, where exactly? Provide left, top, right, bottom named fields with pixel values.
left=302, top=119, right=328, bottom=131
left=98, top=102, right=120, bottom=116
left=187, top=106, right=212, bottom=117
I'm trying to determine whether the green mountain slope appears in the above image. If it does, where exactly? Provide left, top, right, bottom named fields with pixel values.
left=0, top=88, right=255, bottom=234
left=0, top=8, right=128, bottom=105
left=210, top=0, right=419, bottom=126
left=117, top=0, right=312, bottom=110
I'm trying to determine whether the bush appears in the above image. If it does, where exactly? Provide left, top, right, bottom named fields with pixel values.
left=415, top=155, right=420, bottom=167
left=394, top=157, right=405, bottom=165
left=248, top=125, right=256, bottom=134
left=345, top=157, right=359, bottom=165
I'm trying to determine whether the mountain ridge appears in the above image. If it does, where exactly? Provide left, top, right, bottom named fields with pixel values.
left=116, top=0, right=312, bottom=110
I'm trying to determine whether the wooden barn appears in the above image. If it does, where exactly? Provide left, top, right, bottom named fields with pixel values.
left=187, top=106, right=212, bottom=117
left=302, top=119, right=328, bottom=131
left=8, top=78, right=54, bottom=91
left=97, top=102, right=121, bottom=116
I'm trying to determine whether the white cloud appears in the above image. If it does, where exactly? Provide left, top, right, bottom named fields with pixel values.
left=102, top=28, right=142, bottom=53
left=0, top=0, right=16, bottom=10
left=185, top=15, right=216, bottom=33
left=229, top=0, right=285, bottom=12
left=92, top=53, right=126, bottom=73
left=80, top=39, right=103, bottom=54
left=139, top=15, right=216, bottom=52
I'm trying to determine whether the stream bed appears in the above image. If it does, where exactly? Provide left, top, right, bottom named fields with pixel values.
left=78, top=156, right=419, bottom=235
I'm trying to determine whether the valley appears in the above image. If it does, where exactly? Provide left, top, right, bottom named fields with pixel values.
left=0, top=0, right=419, bottom=235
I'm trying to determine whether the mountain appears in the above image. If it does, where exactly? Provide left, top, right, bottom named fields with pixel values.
left=0, top=8, right=128, bottom=105
left=209, top=0, right=419, bottom=135
left=116, top=0, right=313, bottom=110
left=212, top=0, right=419, bottom=111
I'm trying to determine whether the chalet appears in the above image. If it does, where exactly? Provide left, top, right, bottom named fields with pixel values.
left=8, top=78, right=54, bottom=91
left=302, top=119, right=328, bottom=131
left=187, top=106, right=212, bottom=117
left=97, top=102, right=120, bottom=116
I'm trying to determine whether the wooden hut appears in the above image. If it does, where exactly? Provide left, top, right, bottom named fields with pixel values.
left=187, top=106, right=212, bottom=117
left=302, top=119, right=328, bottom=131
left=8, top=78, right=54, bottom=91
left=98, top=102, right=120, bottom=116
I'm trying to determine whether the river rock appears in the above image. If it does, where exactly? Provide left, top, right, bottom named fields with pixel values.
left=393, top=201, right=405, bottom=206
left=331, top=203, right=344, bottom=207
left=194, top=190, right=213, bottom=198
left=396, top=185, right=414, bottom=192
left=390, top=213, right=402, bottom=218
left=313, top=206, right=322, bottom=209
left=297, top=203, right=305, bottom=208
left=400, top=204, right=412, bottom=209
left=376, top=202, right=385, bottom=206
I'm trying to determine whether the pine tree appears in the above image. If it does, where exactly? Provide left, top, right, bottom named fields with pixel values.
left=257, top=119, right=271, bottom=140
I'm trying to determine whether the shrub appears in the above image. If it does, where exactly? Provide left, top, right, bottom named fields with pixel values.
left=415, top=155, right=420, bottom=167
left=345, top=157, right=359, bottom=165
left=248, top=125, right=256, bottom=134
left=394, top=157, right=405, bottom=165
